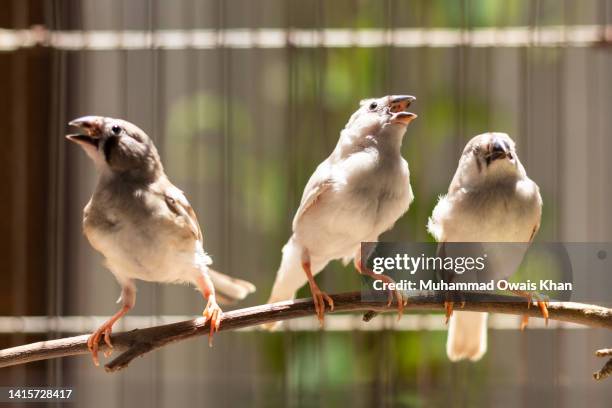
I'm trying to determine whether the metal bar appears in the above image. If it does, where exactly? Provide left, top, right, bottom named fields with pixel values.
left=0, top=314, right=584, bottom=334
left=0, top=26, right=610, bottom=51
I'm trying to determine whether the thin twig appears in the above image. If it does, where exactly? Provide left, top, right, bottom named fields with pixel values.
left=0, top=292, right=610, bottom=376
left=595, top=348, right=612, bottom=356
left=594, top=348, right=612, bottom=380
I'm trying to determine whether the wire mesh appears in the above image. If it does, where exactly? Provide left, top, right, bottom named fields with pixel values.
left=0, top=0, right=611, bottom=406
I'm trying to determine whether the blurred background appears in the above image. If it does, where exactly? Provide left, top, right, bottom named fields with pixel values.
left=1, top=0, right=612, bottom=406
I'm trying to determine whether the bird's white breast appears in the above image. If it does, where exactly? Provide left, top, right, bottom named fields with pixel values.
left=295, top=150, right=413, bottom=260
left=84, top=208, right=210, bottom=285
left=429, top=177, right=541, bottom=244
left=428, top=179, right=541, bottom=281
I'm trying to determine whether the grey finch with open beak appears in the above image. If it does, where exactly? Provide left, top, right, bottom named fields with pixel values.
left=265, top=95, right=417, bottom=329
left=428, top=132, right=544, bottom=362
left=66, top=116, right=255, bottom=366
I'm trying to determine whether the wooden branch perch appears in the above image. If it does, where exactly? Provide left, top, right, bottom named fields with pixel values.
left=0, top=292, right=611, bottom=379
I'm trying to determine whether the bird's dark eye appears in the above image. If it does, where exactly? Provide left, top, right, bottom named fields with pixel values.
left=111, top=125, right=122, bottom=135
left=369, top=102, right=378, bottom=111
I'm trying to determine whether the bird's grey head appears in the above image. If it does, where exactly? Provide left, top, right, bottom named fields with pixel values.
left=346, top=95, right=417, bottom=133
left=338, top=95, right=417, bottom=155
left=66, top=116, right=162, bottom=181
left=454, top=132, right=526, bottom=187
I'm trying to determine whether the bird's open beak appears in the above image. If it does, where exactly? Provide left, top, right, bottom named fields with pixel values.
left=390, top=111, right=418, bottom=126
left=389, top=95, right=415, bottom=113
left=388, top=95, right=417, bottom=126
left=66, top=116, right=104, bottom=148
left=485, top=139, right=511, bottom=164
left=65, top=134, right=99, bottom=148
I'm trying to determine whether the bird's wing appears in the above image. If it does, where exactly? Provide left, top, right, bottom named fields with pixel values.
left=528, top=222, right=540, bottom=243
left=526, top=179, right=543, bottom=243
left=292, top=161, right=334, bottom=231
left=164, top=185, right=203, bottom=243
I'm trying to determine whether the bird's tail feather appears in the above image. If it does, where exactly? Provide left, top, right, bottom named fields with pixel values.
left=446, top=311, right=488, bottom=362
left=267, top=239, right=308, bottom=303
left=208, top=269, right=256, bottom=304
left=262, top=239, right=308, bottom=331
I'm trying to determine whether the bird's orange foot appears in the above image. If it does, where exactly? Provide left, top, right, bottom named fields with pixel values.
left=202, top=298, right=223, bottom=347
left=375, top=275, right=405, bottom=320
left=444, top=301, right=454, bottom=324
left=310, top=285, right=334, bottom=326
left=87, top=322, right=115, bottom=367
left=519, top=292, right=549, bottom=330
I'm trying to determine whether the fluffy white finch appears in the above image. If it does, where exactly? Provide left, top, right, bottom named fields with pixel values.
left=427, top=132, right=543, bottom=361
left=266, top=95, right=417, bottom=327
left=66, top=116, right=255, bottom=365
